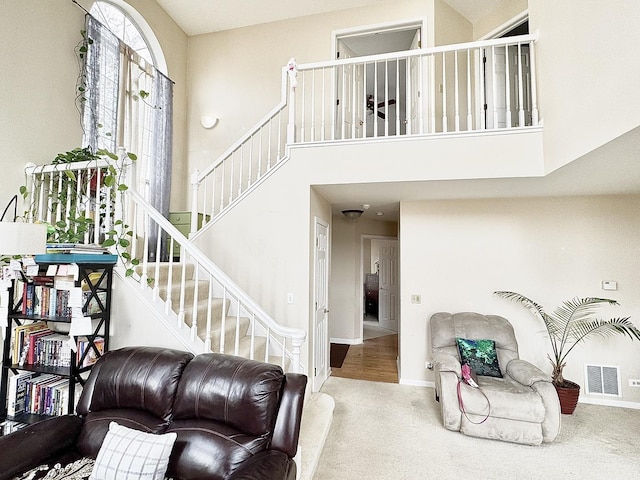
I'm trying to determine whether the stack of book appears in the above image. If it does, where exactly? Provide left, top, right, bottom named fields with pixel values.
left=45, top=243, right=111, bottom=255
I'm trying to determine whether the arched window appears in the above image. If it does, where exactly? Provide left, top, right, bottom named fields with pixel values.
left=82, top=2, right=173, bottom=260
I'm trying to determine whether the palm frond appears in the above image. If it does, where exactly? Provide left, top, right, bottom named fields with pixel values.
left=495, top=291, right=638, bottom=385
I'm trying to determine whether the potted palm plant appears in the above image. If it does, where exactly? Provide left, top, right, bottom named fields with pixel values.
left=494, top=291, right=640, bottom=414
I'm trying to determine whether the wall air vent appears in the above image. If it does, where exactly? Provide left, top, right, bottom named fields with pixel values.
left=585, top=364, right=621, bottom=396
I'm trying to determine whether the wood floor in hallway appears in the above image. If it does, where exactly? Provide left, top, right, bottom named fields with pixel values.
left=330, top=333, right=398, bottom=383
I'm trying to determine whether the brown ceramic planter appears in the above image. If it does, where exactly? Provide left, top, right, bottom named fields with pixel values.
left=555, top=380, right=580, bottom=414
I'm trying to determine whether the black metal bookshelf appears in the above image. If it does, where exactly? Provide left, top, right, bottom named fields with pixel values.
left=0, top=256, right=114, bottom=432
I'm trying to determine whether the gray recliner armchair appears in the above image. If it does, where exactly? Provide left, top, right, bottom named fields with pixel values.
left=430, top=312, right=561, bottom=445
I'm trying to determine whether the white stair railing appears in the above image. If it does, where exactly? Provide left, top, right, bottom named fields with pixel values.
left=23, top=158, right=307, bottom=374
left=126, top=190, right=306, bottom=372
left=190, top=34, right=539, bottom=234
left=23, top=151, right=129, bottom=246
left=189, top=67, right=293, bottom=237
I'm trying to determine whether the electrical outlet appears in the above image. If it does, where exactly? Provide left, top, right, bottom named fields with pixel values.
left=411, top=294, right=421, bottom=304
left=287, top=293, right=294, bottom=304
left=629, top=379, right=640, bottom=387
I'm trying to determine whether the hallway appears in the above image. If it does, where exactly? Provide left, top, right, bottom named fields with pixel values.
left=330, top=321, right=398, bottom=383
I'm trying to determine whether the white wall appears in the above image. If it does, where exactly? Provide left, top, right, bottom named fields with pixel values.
left=530, top=0, right=640, bottom=173
left=0, top=0, right=189, bottom=215
left=400, top=194, right=640, bottom=404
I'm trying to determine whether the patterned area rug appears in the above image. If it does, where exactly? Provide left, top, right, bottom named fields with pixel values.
left=13, top=458, right=174, bottom=480
left=13, top=458, right=95, bottom=480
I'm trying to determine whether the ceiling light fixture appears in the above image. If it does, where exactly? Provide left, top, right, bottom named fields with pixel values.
left=341, top=209, right=364, bottom=220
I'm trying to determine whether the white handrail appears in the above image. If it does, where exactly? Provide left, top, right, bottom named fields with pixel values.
left=23, top=159, right=306, bottom=373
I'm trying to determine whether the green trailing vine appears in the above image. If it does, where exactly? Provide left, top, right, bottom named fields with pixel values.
left=19, top=146, right=142, bottom=280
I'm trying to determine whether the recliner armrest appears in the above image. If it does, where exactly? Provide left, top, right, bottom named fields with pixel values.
left=506, top=359, right=552, bottom=386
left=0, top=415, right=83, bottom=480
left=433, top=351, right=461, bottom=376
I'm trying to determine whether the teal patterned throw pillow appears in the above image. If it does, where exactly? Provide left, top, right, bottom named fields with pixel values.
left=456, top=338, right=502, bottom=378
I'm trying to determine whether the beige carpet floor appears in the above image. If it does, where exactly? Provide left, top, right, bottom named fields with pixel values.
left=314, top=376, right=640, bottom=480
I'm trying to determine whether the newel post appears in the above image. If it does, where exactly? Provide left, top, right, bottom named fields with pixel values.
left=190, top=169, right=200, bottom=236
left=286, top=57, right=298, bottom=144
left=291, top=334, right=305, bottom=374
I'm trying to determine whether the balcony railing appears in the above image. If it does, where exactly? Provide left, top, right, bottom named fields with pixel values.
left=293, top=33, right=538, bottom=142
left=190, top=34, right=539, bottom=232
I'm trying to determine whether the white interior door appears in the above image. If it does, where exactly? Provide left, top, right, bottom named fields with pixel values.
left=378, top=239, right=398, bottom=332
left=313, top=218, right=330, bottom=391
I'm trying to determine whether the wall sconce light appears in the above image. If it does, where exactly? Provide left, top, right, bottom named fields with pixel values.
left=342, top=209, right=364, bottom=220
left=200, top=115, right=219, bottom=129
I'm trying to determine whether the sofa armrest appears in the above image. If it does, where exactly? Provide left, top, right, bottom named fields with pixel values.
left=506, top=359, right=551, bottom=386
left=271, top=373, right=307, bottom=458
left=0, top=415, right=83, bottom=480
left=228, top=450, right=295, bottom=480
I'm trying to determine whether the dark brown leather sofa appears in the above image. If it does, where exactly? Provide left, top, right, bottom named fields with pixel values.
left=0, top=346, right=307, bottom=480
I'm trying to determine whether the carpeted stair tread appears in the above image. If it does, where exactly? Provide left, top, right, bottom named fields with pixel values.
left=137, top=262, right=195, bottom=285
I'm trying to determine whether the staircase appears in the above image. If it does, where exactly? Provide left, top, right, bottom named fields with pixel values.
left=148, top=261, right=272, bottom=364
left=23, top=161, right=306, bottom=373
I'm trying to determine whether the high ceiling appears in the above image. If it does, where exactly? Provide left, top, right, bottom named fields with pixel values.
left=155, top=0, right=502, bottom=36
left=152, top=1, right=640, bottom=222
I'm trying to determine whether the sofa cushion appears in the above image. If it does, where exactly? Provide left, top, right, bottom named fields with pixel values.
left=166, top=419, right=270, bottom=480
left=171, top=353, right=285, bottom=437
left=90, top=422, right=176, bottom=480
left=460, top=376, right=546, bottom=422
left=76, top=409, right=173, bottom=458
left=77, top=347, right=193, bottom=422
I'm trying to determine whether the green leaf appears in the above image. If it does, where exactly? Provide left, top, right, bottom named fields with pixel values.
left=102, top=239, right=116, bottom=247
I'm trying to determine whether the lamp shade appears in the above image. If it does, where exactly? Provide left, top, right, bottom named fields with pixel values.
left=0, top=222, right=48, bottom=256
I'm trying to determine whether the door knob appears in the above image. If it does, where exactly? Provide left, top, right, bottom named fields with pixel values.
left=324, top=308, right=330, bottom=313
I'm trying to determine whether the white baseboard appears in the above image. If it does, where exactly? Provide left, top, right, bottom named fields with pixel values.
left=579, top=396, right=640, bottom=410
left=399, top=378, right=435, bottom=388
left=330, top=337, right=362, bottom=345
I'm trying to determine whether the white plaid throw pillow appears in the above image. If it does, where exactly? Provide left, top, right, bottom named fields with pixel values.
left=90, top=422, right=177, bottom=480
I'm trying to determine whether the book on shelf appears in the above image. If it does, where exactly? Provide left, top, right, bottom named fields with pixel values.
left=7, top=371, right=35, bottom=417
left=12, top=321, right=49, bottom=365
left=1, top=419, right=28, bottom=434
left=77, top=336, right=105, bottom=368
left=17, top=285, right=106, bottom=319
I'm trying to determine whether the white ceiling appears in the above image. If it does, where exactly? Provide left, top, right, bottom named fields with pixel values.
left=155, top=0, right=498, bottom=36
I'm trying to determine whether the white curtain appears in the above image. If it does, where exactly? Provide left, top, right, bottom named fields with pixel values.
left=82, top=15, right=173, bottom=260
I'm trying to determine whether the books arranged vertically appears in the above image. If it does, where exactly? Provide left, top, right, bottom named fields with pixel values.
left=9, top=321, right=104, bottom=369
left=45, top=243, right=111, bottom=255
left=19, top=275, right=107, bottom=318
left=6, top=371, right=69, bottom=417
